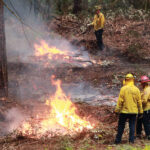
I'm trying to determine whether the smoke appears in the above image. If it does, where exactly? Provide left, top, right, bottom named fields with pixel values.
left=4, top=0, right=90, bottom=64
left=5, top=0, right=45, bottom=63
left=4, top=108, right=27, bottom=134
left=0, top=1, right=119, bottom=138
left=3, top=0, right=91, bottom=100
left=63, top=82, right=118, bottom=106
left=4, top=0, right=118, bottom=104
left=64, top=82, right=100, bottom=99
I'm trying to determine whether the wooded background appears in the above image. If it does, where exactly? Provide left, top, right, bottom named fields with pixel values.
left=8, top=0, right=149, bottom=20
left=30, top=0, right=150, bottom=17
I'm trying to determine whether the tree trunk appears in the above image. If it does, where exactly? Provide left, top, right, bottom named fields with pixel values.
left=82, top=0, right=88, bottom=11
left=0, top=0, right=8, bottom=99
left=73, top=0, right=82, bottom=14
left=129, top=0, right=150, bottom=9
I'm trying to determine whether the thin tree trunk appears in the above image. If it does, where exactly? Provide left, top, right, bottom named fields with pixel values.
left=0, top=0, right=8, bottom=99
left=145, top=0, right=148, bottom=10
left=73, top=0, right=82, bottom=14
left=82, top=0, right=88, bottom=11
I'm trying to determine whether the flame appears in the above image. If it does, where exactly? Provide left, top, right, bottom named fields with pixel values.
left=43, top=75, right=93, bottom=132
left=34, top=40, right=71, bottom=60
left=21, top=122, right=32, bottom=135
left=33, top=40, right=92, bottom=67
left=20, top=76, right=94, bottom=137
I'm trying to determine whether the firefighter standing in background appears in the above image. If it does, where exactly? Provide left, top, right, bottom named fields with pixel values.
left=115, top=74, right=143, bottom=144
left=87, top=5, right=105, bottom=50
left=136, top=76, right=150, bottom=139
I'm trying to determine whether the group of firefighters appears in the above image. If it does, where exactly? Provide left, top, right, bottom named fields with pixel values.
left=115, top=74, right=150, bottom=144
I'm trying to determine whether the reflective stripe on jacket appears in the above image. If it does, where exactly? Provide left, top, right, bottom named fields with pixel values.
left=92, top=12, right=105, bottom=31
left=115, top=81, right=143, bottom=114
left=142, top=86, right=150, bottom=111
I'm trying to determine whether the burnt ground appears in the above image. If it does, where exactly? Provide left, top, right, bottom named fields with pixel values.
left=0, top=16, right=150, bottom=149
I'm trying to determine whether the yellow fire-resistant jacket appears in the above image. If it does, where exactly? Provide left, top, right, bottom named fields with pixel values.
left=115, top=81, right=143, bottom=114
left=142, top=85, right=150, bottom=111
left=91, top=12, right=105, bottom=31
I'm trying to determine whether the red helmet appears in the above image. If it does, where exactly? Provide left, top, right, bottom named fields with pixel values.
left=140, top=76, right=150, bottom=83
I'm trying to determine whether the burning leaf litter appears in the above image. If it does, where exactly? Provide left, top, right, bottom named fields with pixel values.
left=18, top=76, right=95, bottom=138
left=34, top=40, right=92, bottom=68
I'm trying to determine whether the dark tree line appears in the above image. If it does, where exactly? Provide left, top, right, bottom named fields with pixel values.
left=30, top=0, right=150, bottom=18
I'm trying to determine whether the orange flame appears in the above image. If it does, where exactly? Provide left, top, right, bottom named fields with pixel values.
left=33, top=40, right=92, bottom=67
left=34, top=40, right=71, bottom=60
left=20, top=76, right=94, bottom=137
left=44, top=75, right=93, bottom=131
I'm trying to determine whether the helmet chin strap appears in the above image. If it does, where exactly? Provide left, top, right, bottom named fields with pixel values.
left=142, top=82, right=148, bottom=88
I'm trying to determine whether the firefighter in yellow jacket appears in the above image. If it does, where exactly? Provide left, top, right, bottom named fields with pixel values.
left=87, top=5, right=105, bottom=50
left=115, top=74, right=143, bottom=144
left=136, top=75, right=150, bottom=139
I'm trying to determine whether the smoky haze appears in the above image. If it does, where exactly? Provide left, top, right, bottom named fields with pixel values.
left=4, top=0, right=93, bottom=100
left=5, top=108, right=27, bottom=133
left=5, top=0, right=90, bottom=64
left=5, top=0, right=46, bottom=63
left=0, top=1, right=119, bottom=136
left=4, top=0, right=118, bottom=102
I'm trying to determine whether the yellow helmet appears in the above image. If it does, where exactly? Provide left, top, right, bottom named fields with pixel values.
left=94, top=5, right=102, bottom=10
left=125, top=73, right=134, bottom=79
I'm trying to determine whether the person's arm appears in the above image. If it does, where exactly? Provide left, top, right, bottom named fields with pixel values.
left=87, top=15, right=96, bottom=26
left=115, top=88, right=124, bottom=113
left=137, top=89, right=143, bottom=114
left=142, top=89, right=149, bottom=105
left=100, top=13, right=105, bottom=28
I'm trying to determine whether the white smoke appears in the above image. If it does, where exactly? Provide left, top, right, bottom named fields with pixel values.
left=5, top=108, right=27, bottom=133
left=63, top=82, right=118, bottom=106
left=4, top=0, right=117, bottom=103
left=4, top=0, right=92, bottom=100
left=4, top=0, right=90, bottom=65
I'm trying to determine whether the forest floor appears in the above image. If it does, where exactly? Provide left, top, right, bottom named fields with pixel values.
left=0, top=15, right=150, bottom=150
left=48, top=14, right=150, bottom=85
left=0, top=101, right=150, bottom=150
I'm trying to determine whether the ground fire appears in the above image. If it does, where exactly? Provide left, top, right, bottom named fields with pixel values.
left=34, top=40, right=71, bottom=58
left=34, top=40, right=93, bottom=67
left=19, top=75, right=95, bottom=138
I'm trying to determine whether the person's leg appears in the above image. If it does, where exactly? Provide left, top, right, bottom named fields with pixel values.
left=143, top=112, right=149, bottom=137
left=147, top=112, right=150, bottom=139
left=98, top=29, right=104, bottom=50
left=95, top=31, right=98, bottom=40
left=95, top=31, right=99, bottom=48
left=95, top=29, right=104, bottom=50
left=115, top=113, right=127, bottom=144
left=136, top=115, right=143, bottom=138
left=143, top=111, right=150, bottom=139
left=129, top=114, right=136, bottom=143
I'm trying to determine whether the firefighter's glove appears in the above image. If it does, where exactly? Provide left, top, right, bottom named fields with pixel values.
left=87, top=23, right=92, bottom=27
left=138, top=114, right=143, bottom=119
left=113, top=109, right=119, bottom=116
left=113, top=108, right=119, bottom=114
